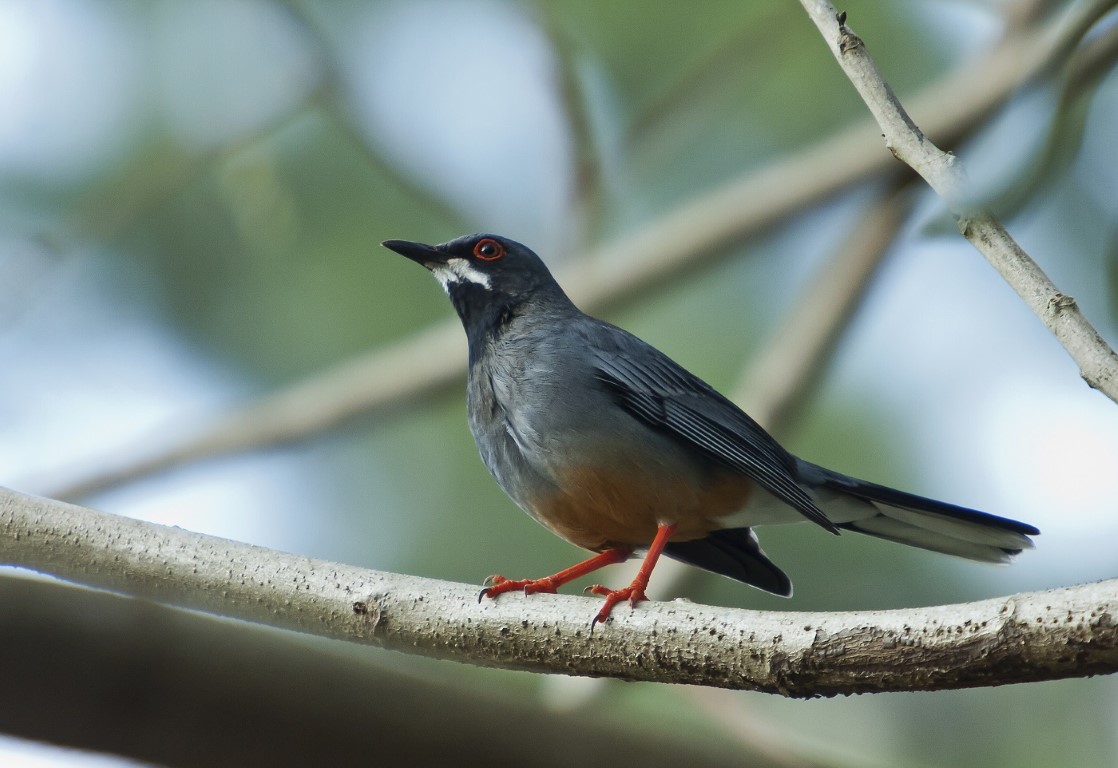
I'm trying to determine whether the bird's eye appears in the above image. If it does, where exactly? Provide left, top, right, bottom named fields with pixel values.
left=473, top=238, right=505, bottom=261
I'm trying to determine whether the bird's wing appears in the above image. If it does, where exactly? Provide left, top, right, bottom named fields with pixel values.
left=590, top=336, right=838, bottom=533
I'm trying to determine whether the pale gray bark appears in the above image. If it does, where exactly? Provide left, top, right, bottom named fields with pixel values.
left=0, top=576, right=761, bottom=768
left=3, top=486, right=1114, bottom=696
left=799, top=0, right=1118, bottom=403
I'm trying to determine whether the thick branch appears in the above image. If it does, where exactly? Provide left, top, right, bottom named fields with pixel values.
left=2, top=486, right=1114, bottom=697
left=0, top=576, right=764, bottom=768
left=799, top=0, right=1118, bottom=403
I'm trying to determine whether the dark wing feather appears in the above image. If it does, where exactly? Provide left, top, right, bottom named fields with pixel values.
left=590, top=339, right=838, bottom=533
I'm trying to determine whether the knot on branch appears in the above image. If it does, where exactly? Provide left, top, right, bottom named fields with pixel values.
left=1047, top=292, right=1079, bottom=316
left=835, top=10, right=862, bottom=54
left=838, top=28, right=863, bottom=55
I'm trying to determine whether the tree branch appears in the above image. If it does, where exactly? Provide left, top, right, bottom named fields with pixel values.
left=3, top=486, right=1114, bottom=697
left=0, top=576, right=768, bottom=768
left=799, top=0, right=1118, bottom=403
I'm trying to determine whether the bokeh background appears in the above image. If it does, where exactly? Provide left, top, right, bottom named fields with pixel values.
left=2, top=0, right=1118, bottom=765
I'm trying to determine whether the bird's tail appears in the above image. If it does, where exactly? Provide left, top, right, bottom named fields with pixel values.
left=663, top=528, right=792, bottom=596
left=797, top=461, right=1039, bottom=563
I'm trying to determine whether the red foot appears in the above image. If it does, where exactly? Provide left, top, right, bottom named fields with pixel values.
left=476, top=524, right=676, bottom=629
left=588, top=582, right=649, bottom=627
left=479, top=574, right=559, bottom=601
left=476, top=548, right=633, bottom=605
left=587, top=522, right=676, bottom=629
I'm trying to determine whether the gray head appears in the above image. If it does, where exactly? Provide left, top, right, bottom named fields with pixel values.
left=382, top=234, right=575, bottom=353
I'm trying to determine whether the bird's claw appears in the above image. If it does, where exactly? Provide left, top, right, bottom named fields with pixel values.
left=587, top=583, right=648, bottom=631
left=478, top=574, right=558, bottom=603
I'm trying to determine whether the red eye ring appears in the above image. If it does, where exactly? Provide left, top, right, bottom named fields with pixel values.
left=473, top=238, right=505, bottom=261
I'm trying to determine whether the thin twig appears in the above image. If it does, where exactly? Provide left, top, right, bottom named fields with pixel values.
left=2, top=486, right=1114, bottom=695
left=799, top=0, right=1118, bottom=403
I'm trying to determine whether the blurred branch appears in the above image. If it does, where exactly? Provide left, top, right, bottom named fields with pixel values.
left=800, top=0, right=1118, bottom=404
left=732, top=180, right=914, bottom=433
left=3, top=486, right=1115, bottom=696
left=274, top=1, right=472, bottom=229
left=42, top=0, right=1118, bottom=501
left=686, top=687, right=883, bottom=768
left=622, top=4, right=792, bottom=146
left=0, top=576, right=763, bottom=768
left=537, top=5, right=606, bottom=245
left=68, top=3, right=468, bottom=251
left=985, top=9, right=1118, bottom=218
left=45, top=322, right=467, bottom=499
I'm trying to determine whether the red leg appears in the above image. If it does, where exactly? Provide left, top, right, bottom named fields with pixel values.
left=481, top=546, right=632, bottom=600
left=589, top=522, right=677, bottom=628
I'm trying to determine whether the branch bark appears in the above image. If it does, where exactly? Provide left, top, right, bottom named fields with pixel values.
left=799, top=0, right=1118, bottom=403
left=0, top=576, right=763, bottom=768
left=3, top=486, right=1114, bottom=697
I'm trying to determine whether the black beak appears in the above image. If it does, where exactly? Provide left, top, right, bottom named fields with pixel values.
left=382, top=239, right=447, bottom=269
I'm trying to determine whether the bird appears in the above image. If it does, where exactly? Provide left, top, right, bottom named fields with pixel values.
left=382, top=233, right=1039, bottom=627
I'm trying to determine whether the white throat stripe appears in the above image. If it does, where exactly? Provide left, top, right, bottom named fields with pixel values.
left=432, top=258, right=492, bottom=291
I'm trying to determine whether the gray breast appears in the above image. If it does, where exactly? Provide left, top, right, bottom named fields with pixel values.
left=466, top=320, right=705, bottom=518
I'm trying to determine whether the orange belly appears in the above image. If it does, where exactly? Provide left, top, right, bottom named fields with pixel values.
left=526, top=462, right=752, bottom=551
